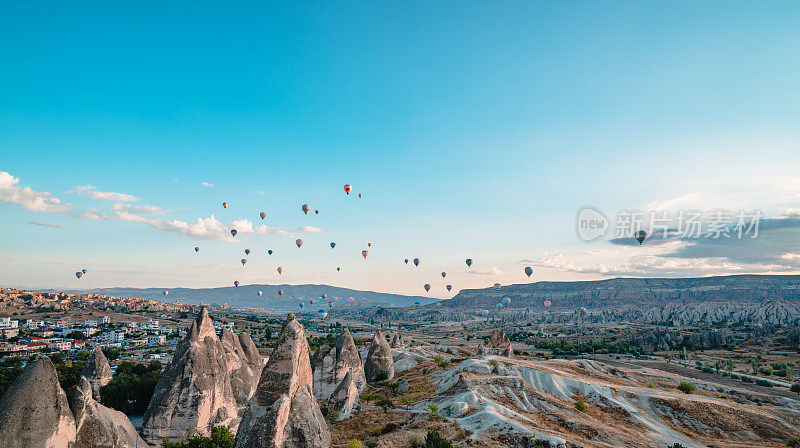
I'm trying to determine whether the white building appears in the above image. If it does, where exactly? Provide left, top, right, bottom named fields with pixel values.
left=0, top=317, right=19, bottom=328
left=144, top=320, right=160, bottom=332
left=45, top=338, right=72, bottom=351
left=100, top=330, right=125, bottom=344
left=84, top=319, right=98, bottom=328
left=26, top=320, right=44, bottom=329
left=126, top=338, right=147, bottom=347
left=101, top=316, right=110, bottom=325
left=0, top=327, right=19, bottom=338
left=147, top=334, right=166, bottom=345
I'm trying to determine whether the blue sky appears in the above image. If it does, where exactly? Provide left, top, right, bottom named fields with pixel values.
left=2, top=1, right=799, bottom=296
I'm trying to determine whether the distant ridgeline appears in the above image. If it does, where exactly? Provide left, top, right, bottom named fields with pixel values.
left=442, top=275, right=800, bottom=310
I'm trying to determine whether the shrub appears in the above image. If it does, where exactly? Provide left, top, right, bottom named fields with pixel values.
left=574, top=400, right=587, bottom=412
left=345, top=440, right=366, bottom=448
left=376, top=371, right=390, bottom=382
left=756, top=379, right=773, bottom=387
left=382, top=422, right=400, bottom=434
left=677, top=382, right=695, bottom=394
left=742, top=376, right=753, bottom=383
left=326, top=405, right=340, bottom=421
left=407, top=434, right=425, bottom=448
left=363, top=436, right=378, bottom=448
left=361, top=391, right=378, bottom=403
left=425, top=430, right=453, bottom=448
left=785, top=437, right=800, bottom=448
left=401, top=396, right=414, bottom=409
left=161, top=425, right=234, bottom=448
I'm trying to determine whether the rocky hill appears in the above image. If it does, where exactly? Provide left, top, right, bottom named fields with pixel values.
left=442, top=274, right=800, bottom=311
left=86, top=283, right=437, bottom=310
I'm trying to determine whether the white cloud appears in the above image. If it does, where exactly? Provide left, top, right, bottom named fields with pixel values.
left=70, top=185, right=139, bottom=202
left=0, top=171, right=71, bottom=213
left=29, top=222, right=68, bottom=229
left=111, top=203, right=166, bottom=215
left=201, top=182, right=214, bottom=187
left=466, top=266, right=503, bottom=276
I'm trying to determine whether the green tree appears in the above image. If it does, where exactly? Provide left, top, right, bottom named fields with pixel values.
left=791, top=383, right=800, bottom=395
left=424, top=430, right=453, bottom=448
left=161, top=426, right=234, bottom=448
left=677, top=382, right=695, bottom=394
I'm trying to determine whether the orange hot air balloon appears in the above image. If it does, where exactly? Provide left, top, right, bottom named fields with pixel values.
left=424, top=284, right=431, bottom=293
left=302, top=204, right=310, bottom=214
left=278, top=289, right=284, bottom=296
left=222, top=202, right=228, bottom=208
left=277, top=266, right=283, bottom=275
left=344, top=184, right=352, bottom=195
left=234, top=281, right=240, bottom=287
left=259, top=211, right=266, bottom=219
left=361, top=250, right=369, bottom=259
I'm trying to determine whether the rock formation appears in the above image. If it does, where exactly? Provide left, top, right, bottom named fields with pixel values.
left=364, top=330, right=394, bottom=382
left=234, top=313, right=330, bottom=448
left=329, top=371, right=359, bottom=419
left=81, top=345, right=113, bottom=400
left=478, top=329, right=513, bottom=357
left=221, top=328, right=264, bottom=411
left=310, top=328, right=366, bottom=400
left=70, top=376, right=146, bottom=448
left=390, top=333, right=405, bottom=348
left=142, top=307, right=239, bottom=443
left=0, top=356, right=77, bottom=448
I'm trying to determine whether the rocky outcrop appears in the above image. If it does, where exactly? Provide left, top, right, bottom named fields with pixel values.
left=81, top=346, right=113, bottom=400
left=478, top=329, right=513, bottom=357
left=234, top=313, right=330, bottom=448
left=390, top=333, right=405, bottom=348
left=221, top=328, right=264, bottom=411
left=329, top=371, right=359, bottom=419
left=70, top=376, right=146, bottom=448
left=142, top=307, right=239, bottom=443
left=364, top=330, right=394, bottom=382
left=311, top=328, right=366, bottom=400
left=0, top=356, right=77, bottom=448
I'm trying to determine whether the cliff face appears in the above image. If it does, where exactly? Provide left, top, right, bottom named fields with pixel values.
left=311, top=328, right=366, bottom=400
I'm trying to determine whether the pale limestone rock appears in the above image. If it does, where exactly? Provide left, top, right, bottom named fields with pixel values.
left=70, top=376, right=146, bottom=448
left=81, top=346, right=113, bottom=400
left=310, top=328, right=366, bottom=400
left=364, top=330, right=394, bottom=383
left=0, top=356, right=77, bottom=448
left=329, top=371, right=359, bottom=419
left=234, top=313, right=331, bottom=448
left=142, top=307, right=239, bottom=444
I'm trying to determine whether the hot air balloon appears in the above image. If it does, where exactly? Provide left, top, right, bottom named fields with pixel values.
left=241, top=259, right=247, bottom=266
left=278, top=289, right=284, bottom=296
left=493, top=283, right=501, bottom=290
left=358, top=193, right=362, bottom=198
left=315, top=210, right=319, bottom=215
left=245, top=249, right=250, bottom=255
left=424, top=283, right=431, bottom=293
left=75, top=272, right=83, bottom=279
left=258, top=290, right=263, bottom=296
left=344, top=184, right=352, bottom=195
left=415, top=301, right=420, bottom=305
left=465, top=258, right=473, bottom=267
left=295, top=239, right=303, bottom=248
left=317, top=309, right=328, bottom=319
left=230, top=229, right=237, bottom=237
left=328, top=302, right=332, bottom=307
left=310, top=299, right=314, bottom=304
left=580, top=307, right=588, bottom=313
left=544, top=300, right=551, bottom=308
left=441, top=272, right=446, bottom=279
left=194, top=246, right=199, bottom=253
left=496, top=303, right=504, bottom=310
left=222, top=202, right=228, bottom=208
left=635, top=230, right=647, bottom=245
left=163, top=290, right=169, bottom=296
left=330, top=242, right=336, bottom=249
left=277, top=267, right=283, bottom=275
left=234, top=281, right=240, bottom=287
left=299, top=302, right=304, bottom=308
left=501, top=297, right=511, bottom=307
left=524, top=266, right=533, bottom=277
left=481, top=309, right=489, bottom=317
left=82, top=269, right=87, bottom=274
left=302, top=204, right=310, bottom=215
left=259, top=211, right=266, bottom=219
left=322, top=293, right=328, bottom=299
left=413, top=258, right=420, bottom=267
left=446, top=284, right=452, bottom=292
left=268, top=250, right=273, bottom=255
left=362, top=250, right=369, bottom=259
left=368, top=242, right=372, bottom=247
left=336, top=267, right=341, bottom=271
left=404, top=259, right=409, bottom=265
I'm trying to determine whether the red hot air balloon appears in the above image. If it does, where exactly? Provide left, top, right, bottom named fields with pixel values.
left=544, top=300, right=551, bottom=308
left=259, top=211, right=266, bottom=219
left=358, top=193, right=362, bottom=198
left=344, top=184, right=352, bottom=195
left=245, top=249, right=250, bottom=255
left=446, top=284, right=452, bottom=291
left=296, top=239, right=303, bottom=248
left=362, top=250, right=369, bottom=259
left=302, top=204, right=310, bottom=215
left=278, top=289, right=284, bottom=296
left=234, top=281, right=240, bottom=287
